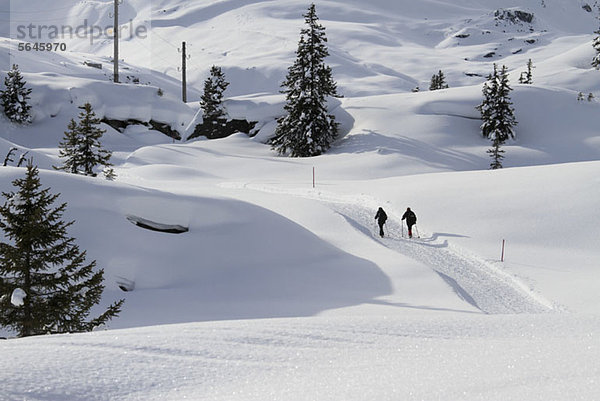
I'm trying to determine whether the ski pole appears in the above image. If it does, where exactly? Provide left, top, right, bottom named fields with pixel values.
left=401, top=220, right=404, bottom=238
left=414, top=224, right=420, bottom=238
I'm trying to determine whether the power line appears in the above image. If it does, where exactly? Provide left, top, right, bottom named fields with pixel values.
left=151, top=29, right=207, bottom=71
left=150, top=29, right=179, bottom=49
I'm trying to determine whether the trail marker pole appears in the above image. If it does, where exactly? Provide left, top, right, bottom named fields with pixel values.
left=312, top=166, right=315, bottom=188
left=501, top=239, right=505, bottom=262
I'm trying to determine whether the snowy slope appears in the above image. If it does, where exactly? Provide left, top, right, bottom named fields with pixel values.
left=3, top=314, right=600, bottom=401
left=1, top=0, right=600, bottom=399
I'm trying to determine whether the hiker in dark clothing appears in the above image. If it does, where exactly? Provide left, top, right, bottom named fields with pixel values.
left=401, top=207, right=417, bottom=238
left=375, top=207, right=388, bottom=238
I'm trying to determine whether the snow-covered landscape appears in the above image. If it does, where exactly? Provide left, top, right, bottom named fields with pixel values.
left=1, top=0, right=600, bottom=399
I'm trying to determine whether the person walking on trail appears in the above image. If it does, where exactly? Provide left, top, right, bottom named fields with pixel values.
left=401, top=207, right=417, bottom=238
left=375, top=207, right=388, bottom=238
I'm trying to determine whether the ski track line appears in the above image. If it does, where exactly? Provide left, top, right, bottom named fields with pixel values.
left=221, top=183, right=554, bottom=315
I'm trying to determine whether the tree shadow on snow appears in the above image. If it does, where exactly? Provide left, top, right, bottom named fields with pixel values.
left=332, top=130, right=486, bottom=171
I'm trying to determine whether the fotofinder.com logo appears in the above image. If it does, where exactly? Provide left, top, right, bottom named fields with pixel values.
left=15, top=19, right=148, bottom=45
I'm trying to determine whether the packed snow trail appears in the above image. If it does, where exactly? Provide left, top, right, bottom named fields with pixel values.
left=331, top=202, right=553, bottom=314
left=222, top=183, right=554, bottom=315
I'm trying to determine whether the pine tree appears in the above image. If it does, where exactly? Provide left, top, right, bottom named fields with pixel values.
left=199, top=66, right=230, bottom=139
left=103, top=166, right=117, bottom=181
left=270, top=4, right=340, bottom=157
left=429, top=74, right=439, bottom=91
left=55, top=103, right=112, bottom=176
left=56, top=119, right=81, bottom=174
left=487, top=137, right=505, bottom=170
left=477, top=65, right=517, bottom=169
left=492, top=65, right=517, bottom=144
left=0, top=64, right=32, bottom=124
left=429, top=70, right=449, bottom=90
left=519, top=59, right=534, bottom=84
left=592, top=28, right=600, bottom=69
left=0, top=162, right=123, bottom=337
left=476, top=65, right=499, bottom=139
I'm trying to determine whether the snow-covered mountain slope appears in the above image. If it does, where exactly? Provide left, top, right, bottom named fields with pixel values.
left=7, top=0, right=599, bottom=95
left=1, top=0, right=600, bottom=399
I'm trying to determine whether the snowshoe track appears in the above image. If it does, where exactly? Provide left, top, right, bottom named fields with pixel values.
left=332, top=203, right=553, bottom=314
left=222, top=183, right=554, bottom=315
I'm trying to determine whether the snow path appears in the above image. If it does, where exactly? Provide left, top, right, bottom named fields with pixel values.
left=221, top=183, right=554, bottom=315
left=332, top=202, right=553, bottom=314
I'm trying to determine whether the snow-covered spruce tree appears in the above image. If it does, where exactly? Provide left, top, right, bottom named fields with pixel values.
left=476, top=64, right=499, bottom=139
left=199, top=66, right=230, bottom=139
left=519, top=59, right=534, bottom=84
left=55, top=119, right=81, bottom=174
left=0, top=64, right=32, bottom=124
left=592, top=28, right=600, bottom=69
left=429, top=70, right=449, bottom=90
left=0, top=162, right=123, bottom=337
left=55, top=103, right=112, bottom=176
left=491, top=65, right=517, bottom=144
left=270, top=3, right=340, bottom=157
left=487, top=136, right=505, bottom=170
left=477, top=65, right=517, bottom=169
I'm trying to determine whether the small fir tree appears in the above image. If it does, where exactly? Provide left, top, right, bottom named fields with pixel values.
left=1, top=64, right=32, bottom=124
left=199, top=66, right=230, bottom=139
left=592, top=28, right=600, bottom=69
left=270, top=3, right=340, bottom=157
left=518, top=59, right=534, bottom=84
left=429, top=70, right=449, bottom=90
left=477, top=65, right=517, bottom=169
left=476, top=65, right=499, bottom=139
left=492, top=65, right=517, bottom=144
left=56, top=119, right=81, bottom=174
left=487, top=137, right=505, bottom=169
left=103, top=166, right=117, bottom=181
left=0, top=162, right=123, bottom=337
left=55, top=103, right=112, bottom=176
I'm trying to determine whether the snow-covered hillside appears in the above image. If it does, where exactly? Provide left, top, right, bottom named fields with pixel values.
left=1, top=0, right=600, bottom=400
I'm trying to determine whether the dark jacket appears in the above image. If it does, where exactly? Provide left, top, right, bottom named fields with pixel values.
left=402, top=210, right=417, bottom=226
left=375, top=208, right=387, bottom=225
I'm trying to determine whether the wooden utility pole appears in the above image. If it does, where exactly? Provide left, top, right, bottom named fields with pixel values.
left=181, top=41, right=187, bottom=102
left=113, top=0, right=119, bottom=83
